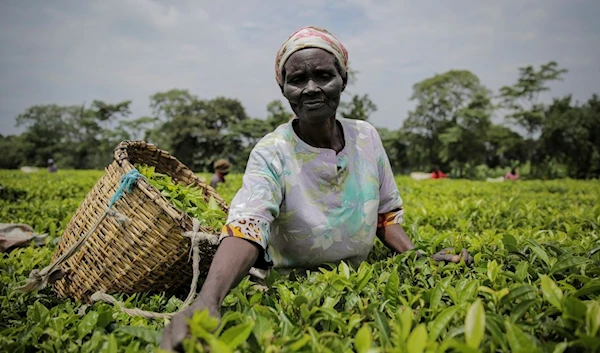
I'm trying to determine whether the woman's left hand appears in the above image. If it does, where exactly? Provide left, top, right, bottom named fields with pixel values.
left=431, top=248, right=473, bottom=265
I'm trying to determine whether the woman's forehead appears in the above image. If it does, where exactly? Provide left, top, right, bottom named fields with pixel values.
left=284, top=48, right=336, bottom=71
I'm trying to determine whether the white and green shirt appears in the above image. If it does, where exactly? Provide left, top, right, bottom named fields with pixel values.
left=219, top=118, right=404, bottom=270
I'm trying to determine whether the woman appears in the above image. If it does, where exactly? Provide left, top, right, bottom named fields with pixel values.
left=210, top=159, right=231, bottom=189
left=161, top=26, right=471, bottom=351
left=431, top=165, right=447, bottom=179
left=47, top=158, right=58, bottom=173
left=504, top=167, right=519, bottom=181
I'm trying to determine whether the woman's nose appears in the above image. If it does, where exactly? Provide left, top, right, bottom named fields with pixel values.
left=304, top=79, right=319, bottom=94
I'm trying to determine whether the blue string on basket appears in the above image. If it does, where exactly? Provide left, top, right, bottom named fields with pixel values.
left=108, top=169, right=144, bottom=208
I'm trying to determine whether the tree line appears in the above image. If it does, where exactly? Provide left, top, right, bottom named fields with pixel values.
left=1, top=61, right=598, bottom=179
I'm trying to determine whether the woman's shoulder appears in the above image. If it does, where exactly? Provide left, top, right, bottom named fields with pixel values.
left=338, top=117, right=377, bottom=135
left=253, top=122, right=294, bottom=154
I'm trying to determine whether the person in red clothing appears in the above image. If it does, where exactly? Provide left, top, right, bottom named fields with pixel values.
left=431, top=166, right=447, bottom=179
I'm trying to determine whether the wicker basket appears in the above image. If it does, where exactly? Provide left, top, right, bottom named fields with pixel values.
left=52, top=141, right=228, bottom=302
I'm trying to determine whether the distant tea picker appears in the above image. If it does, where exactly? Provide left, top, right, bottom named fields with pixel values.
left=210, top=159, right=231, bottom=189
left=409, top=166, right=449, bottom=181
left=161, top=26, right=473, bottom=351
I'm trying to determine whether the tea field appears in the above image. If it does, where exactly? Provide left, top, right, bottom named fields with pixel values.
left=1, top=170, right=599, bottom=352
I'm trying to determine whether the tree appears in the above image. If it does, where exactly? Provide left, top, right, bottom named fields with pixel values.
left=438, top=92, right=493, bottom=176
left=14, top=101, right=132, bottom=169
left=403, top=70, right=492, bottom=171
left=377, top=128, right=410, bottom=173
left=113, top=116, right=159, bottom=142
left=484, top=125, right=527, bottom=168
left=71, top=100, right=132, bottom=168
left=338, top=67, right=378, bottom=121
left=537, top=95, right=600, bottom=178
left=499, top=61, right=567, bottom=138
left=149, top=90, right=249, bottom=171
left=0, top=134, right=26, bottom=169
left=339, top=94, right=377, bottom=121
left=265, top=100, right=293, bottom=128
left=16, top=104, right=79, bottom=167
left=150, top=89, right=195, bottom=122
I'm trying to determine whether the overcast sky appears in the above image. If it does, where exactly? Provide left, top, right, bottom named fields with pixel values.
left=1, top=0, right=598, bottom=135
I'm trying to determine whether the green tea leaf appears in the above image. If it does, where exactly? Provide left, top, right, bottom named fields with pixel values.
left=32, top=301, right=49, bottom=324
left=354, top=324, right=372, bottom=353
left=515, top=262, right=529, bottom=281
left=431, top=277, right=452, bottom=311
left=252, top=315, right=273, bottom=342
left=406, top=324, right=427, bottom=353
left=465, top=299, right=485, bottom=349
left=501, top=285, right=536, bottom=305
left=552, top=342, right=569, bottom=353
left=220, top=322, right=254, bottom=349
left=527, top=240, right=551, bottom=267
left=356, top=265, right=373, bottom=291
left=510, top=299, right=539, bottom=323
left=549, top=257, right=591, bottom=275
left=77, top=311, right=99, bottom=340
left=288, top=334, right=311, bottom=351
left=384, top=270, right=400, bottom=307
left=573, top=279, right=600, bottom=298
left=399, top=307, right=413, bottom=342
left=505, top=320, right=540, bottom=353
left=540, top=275, right=563, bottom=311
left=485, top=314, right=509, bottom=351
left=102, top=334, right=118, bottom=353
left=117, top=326, right=161, bottom=344
left=458, top=280, right=479, bottom=303
left=209, top=338, right=233, bottom=353
left=374, top=310, right=391, bottom=346
left=586, top=300, right=600, bottom=337
left=487, top=260, right=500, bottom=284
left=429, top=305, right=461, bottom=341
left=563, top=297, right=587, bottom=323
left=207, top=195, right=219, bottom=210
left=503, top=234, right=518, bottom=252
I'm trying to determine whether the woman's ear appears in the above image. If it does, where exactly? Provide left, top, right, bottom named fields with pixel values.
left=341, top=74, right=348, bottom=92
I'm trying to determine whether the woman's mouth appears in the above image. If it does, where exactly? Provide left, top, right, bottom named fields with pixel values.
left=302, top=100, right=324, bottom=109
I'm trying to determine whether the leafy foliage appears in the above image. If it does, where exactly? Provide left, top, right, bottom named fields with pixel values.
left=1, top=170, right=599, bottom=352
left=2, top=61, right=599, bottom=179
left=137, top=165, right=227, bottom=229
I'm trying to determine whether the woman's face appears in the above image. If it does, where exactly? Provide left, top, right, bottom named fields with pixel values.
left=282, top=48, right=346, bottom=123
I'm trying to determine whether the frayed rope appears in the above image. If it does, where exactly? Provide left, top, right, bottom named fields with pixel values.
left=109, top=169, right=143, bottom=208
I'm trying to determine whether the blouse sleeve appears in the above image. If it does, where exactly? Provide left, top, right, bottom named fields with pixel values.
left=368, top=125, right=405, bottom=228
left=218, top=147, right=283, bottom=265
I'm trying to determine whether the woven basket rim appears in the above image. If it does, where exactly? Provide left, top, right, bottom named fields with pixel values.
left=113, top=140, right=229, bottom=230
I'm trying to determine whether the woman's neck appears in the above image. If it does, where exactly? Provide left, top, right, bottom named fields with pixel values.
left=295, top=116, right=344, bottom=153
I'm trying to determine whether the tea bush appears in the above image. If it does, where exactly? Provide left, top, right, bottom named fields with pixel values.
left=1, top=170, right=599, bottom=352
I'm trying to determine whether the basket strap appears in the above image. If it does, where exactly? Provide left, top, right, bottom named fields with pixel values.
left=90, top=218, right=217, bottom=319
left=16, top=209, right=130, bottom=292
left=16, top=171, right=140, bottom=293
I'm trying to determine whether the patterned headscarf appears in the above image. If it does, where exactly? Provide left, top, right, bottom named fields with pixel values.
left=275, top=26, right=349, bottom=87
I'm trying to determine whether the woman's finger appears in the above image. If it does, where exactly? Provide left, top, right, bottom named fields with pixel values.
left=460, top=248, right=474, bottom=265
left=432, top=252, right=455, bottom=262
left=160, top=325, right=173, bottom=350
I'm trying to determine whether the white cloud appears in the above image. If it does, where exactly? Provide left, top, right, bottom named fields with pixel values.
left=0, top=0, right=598, bottom=136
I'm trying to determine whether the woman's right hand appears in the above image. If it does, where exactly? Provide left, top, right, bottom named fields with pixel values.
left=431, top=248, right=473, bottom=265
left=160, top=236, right=260, bottom=351
left=159, top=297, right=221, bottom=352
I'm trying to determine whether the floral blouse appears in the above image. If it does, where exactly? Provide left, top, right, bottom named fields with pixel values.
left=219, top=118, right=404, bottom=270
